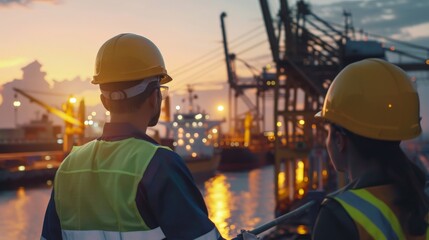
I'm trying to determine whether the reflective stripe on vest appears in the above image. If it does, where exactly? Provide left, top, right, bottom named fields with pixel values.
left=334, top=189, right=405, bottom=240
left=61, top=227, right=165, bottom=240
left=54, top=138, right=170, bottom=235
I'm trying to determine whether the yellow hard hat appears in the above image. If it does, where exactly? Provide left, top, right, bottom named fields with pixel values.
left=315, top=58, right=421, bottom=140
left=92, top=33, right=172, bottom=85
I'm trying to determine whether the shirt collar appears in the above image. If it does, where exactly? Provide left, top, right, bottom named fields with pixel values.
left=99, top=122, right=158, bottom=144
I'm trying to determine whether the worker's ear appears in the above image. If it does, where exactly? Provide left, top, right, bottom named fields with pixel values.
left=334, top=131, right=347, bottom=153
left=147, top=88, right=159, bottom=107
left=100, top=94, right=110, bottom=111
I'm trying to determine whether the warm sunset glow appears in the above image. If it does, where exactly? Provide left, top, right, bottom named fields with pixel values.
left=204, top=175, right=232, bottom=239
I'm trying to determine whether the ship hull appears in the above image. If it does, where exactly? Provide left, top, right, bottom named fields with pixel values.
left=185, top=151, right=221, bottom=182
left=218, top=147, right=274, bottom=172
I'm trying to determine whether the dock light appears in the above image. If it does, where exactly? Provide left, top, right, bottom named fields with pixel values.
left=191, top=152, right=197, bottom=158
left=13, top=100, right=21, bottom=107
left=298, top=119, right=305, bottom=125
left=186, top=145, right=191, bottom=151
left=178, top=139, right=184, bottom=146
left=205, top=115, right=210, bottom=119
left=194, top=133, right=199, bottom=138
left=47, top=164, right=53, bottom=169
left=88, top=115, right=93, bottom=120
left=296, top=161, right=304, bottom=183
left=69, top=97, right=77, bottom=104
left=18, top=165, right=26, bottom=171
left=426, top=59, right=429, bottom=65
left=189, top=138, right=195, bottom=144
left=105, top=111, right=110, bottom=116
left=173, top=122, right=178, bottom=127
left=84, top=120, right=89, bottom=126
left=217, top=105, right=224, bottom=112
left=177, top=115, right=183, bottom=120
left=212, top=128, right=218, bottom=134
left=185, top=133, right=191, bottom=138
left=175, top=105, right=181, bottom=111
left=91, top=111, right=97, bottom=116
left=297, top=225, right=308, bottom=235
left=44, top=156, right=51, bottom=161
left=198, top=122, right=203, bottom=127
left=88, top=120, right=94, bottom=125
left=195, top=114, right=203, bottom=120
left=276, top=121, right=282, bottom=127
left=298, top=188, right=305, bottom=196
left=202, top=138, right=207, bottom=143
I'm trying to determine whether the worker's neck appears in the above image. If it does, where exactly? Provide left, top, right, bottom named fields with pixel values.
left=110, top=112, right=149, bottom=134
left=347, top=152, right=382, bottom=182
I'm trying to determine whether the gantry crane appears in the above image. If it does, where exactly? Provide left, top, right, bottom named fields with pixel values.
left=13, top=88, right=85, bottom=152
left=258, top=0, right=429, bottom=217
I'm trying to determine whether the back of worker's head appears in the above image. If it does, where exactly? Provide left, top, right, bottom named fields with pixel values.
left=316, top=58, right=427, bottom=235
left=92, top=33, right=172, bottom=113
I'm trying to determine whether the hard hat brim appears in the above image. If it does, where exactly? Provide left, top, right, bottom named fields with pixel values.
left=160, top=74, right=172, bottom=85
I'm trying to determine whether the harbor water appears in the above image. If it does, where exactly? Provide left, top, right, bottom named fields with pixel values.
left=0, top=165, right=275, bottom=240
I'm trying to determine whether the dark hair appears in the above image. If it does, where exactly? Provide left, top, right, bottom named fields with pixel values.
left=100, top=80, right=159, bottom=114
left=333, top=124, right=428, bottom=235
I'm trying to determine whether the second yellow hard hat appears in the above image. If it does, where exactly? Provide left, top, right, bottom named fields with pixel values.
left=315, top=58, right=421, bottom=141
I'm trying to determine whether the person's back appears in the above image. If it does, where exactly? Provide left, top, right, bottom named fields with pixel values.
left=41, top=33, right=223, bottom=240
left=312, top=58, right=429, bottom=240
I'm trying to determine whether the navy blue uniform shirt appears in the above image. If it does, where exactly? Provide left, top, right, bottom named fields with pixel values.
left=41, top=122, right=222, bottom=240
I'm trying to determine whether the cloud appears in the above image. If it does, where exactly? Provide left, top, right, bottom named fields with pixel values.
left=311, top=0, right=429, bottom=40
left=0, top=57, right=28, bottom=69
left=0, top=0, right=59, bottom=7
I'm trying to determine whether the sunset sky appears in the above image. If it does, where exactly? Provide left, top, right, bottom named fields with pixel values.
left=0, top=0, right=428, bottom=133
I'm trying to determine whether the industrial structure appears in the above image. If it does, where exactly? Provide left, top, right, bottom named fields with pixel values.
left=219, top=1, right=429, bottom=233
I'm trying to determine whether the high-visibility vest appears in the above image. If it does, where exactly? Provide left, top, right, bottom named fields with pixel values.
left=54, top=138, right=170, bottom=239
left=333, top=185, right=429, bottom=240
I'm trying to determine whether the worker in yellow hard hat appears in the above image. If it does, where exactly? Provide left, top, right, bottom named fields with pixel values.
left=312, top=58, right=429, bottom=239
left=41, top=33, right=223, bottom=240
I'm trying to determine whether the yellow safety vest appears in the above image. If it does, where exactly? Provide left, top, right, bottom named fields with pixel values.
left=54, top=138, right=170, bottom=239
left=334, top=185, right=429, bottom=240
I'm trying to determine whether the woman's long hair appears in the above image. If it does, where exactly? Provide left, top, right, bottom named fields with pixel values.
left=334, top=124, right=428, bottom=235
left=346, top=127, right=428, bottom=236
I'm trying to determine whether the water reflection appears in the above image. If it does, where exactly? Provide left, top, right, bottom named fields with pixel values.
left=0, top=166, right=275, bottom=240
left=202, top=166, right=275, bottom=239
left=0, top=185, right=51, bottom=239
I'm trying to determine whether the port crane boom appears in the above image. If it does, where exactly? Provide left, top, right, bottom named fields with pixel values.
left=13, top=87, right=85, bottom=151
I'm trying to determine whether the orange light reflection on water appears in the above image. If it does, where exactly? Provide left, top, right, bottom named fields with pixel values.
left=204, top=174, right=232, bottom=238
left=204, top=169, right=274, bottom=239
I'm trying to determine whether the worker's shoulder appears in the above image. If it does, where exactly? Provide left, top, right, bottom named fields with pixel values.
left=151, top=145, right=183, bottom=165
